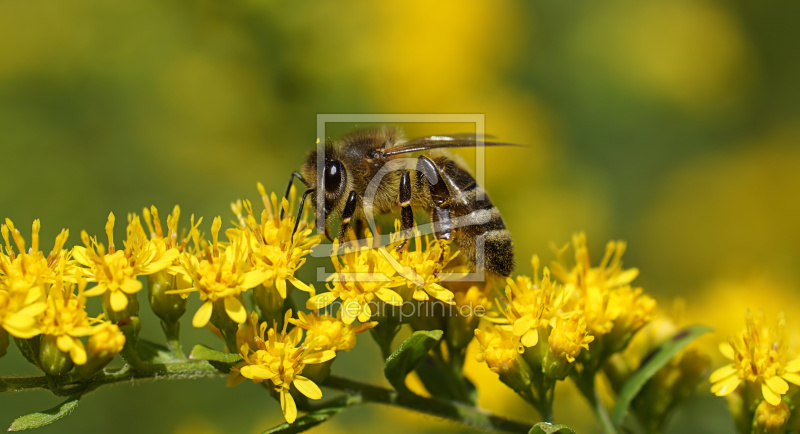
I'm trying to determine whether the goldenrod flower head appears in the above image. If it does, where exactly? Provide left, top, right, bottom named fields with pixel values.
left=0, top=219, right=71, bottom=339
left=289, top=311, right=376, bottom=352
left=1, top=219, right=71, bottom=296
left=548, top=314, right=594, bottom=364
left=551, top=234, right=655, bottom=342
left=233, top=184, right=321, bottom=299
left=306, top=234, right=403, bottom=325
left=754, top=400, right=791, bottom=434
left=475, top=323, right=524, bottom=375
left=228, top=311, right=336, bottom=424
left=122, top=213, right=180, bottom=276
left=84, top=321, right=125, bottom=361
left=74, top=229, right=141, bottom=313
left=501, top=256, right=571, bottom=348
left=710, top=311, right=800, bottom=406
left=74, top=213, right=175, bottom=313
left=551, top=233, right=639, bottom=295
left=453, top=285, right=492, bottom=320
left=175, top=217, right=267, bottom=327
left=390, top=226, right=459, bottom=304
left=39, top=275, right=101, bottom=365
left=606, top=286, right=657, bottom=344
left=0, top=287, right=46, bottom=339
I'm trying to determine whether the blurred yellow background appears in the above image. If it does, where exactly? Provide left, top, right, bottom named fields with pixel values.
left=1, top=0, right=799, bottom=433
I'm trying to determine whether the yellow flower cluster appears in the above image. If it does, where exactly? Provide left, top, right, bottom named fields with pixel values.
left=170, top=184, right=321, bottom=330
left=307, top=227, right=462, bottom=325
left=0, top=219, right=125, bottom=375
left=228, top=310, right=372, bottom=423
left=711, top=311, right=800, bottom=406
left=474, top=233, right=657, bottom=413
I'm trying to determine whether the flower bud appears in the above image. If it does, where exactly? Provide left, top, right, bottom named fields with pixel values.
left=77, top=323, right=126, bottom=378
left=38, top=334, right=73, bottom=376
left=475, top=325, right=532, bottom=393
left=147, top=271, right=186, bottom=323
left=754, top=400, right=790, bottom=434
left=543, top=315, right=593, bottom=381
left=253, top=284, right=285, bottom=326
left=103, top=290, right=140, bottom=324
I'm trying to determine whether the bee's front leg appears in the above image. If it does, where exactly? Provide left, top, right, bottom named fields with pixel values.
left=336, top=191, right=358, bottom=244
left=396, top=170, right=414, bottom=251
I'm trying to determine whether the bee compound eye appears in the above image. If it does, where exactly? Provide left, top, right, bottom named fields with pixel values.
left=324, top=160, right=344, bottom=193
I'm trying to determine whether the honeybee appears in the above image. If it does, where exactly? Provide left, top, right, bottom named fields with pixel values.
left=284, top=127, right=515, bottom=277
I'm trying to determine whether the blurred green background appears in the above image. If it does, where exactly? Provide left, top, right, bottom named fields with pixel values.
left=2, top=0, right=799, bottom=432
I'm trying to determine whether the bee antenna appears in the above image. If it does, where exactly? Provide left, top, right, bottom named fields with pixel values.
left=291, top=188, right=314, bottom=242
left=282, top=172, right=310, bottom=220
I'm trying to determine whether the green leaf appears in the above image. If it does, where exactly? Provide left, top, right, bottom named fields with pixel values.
left=189, top=344, right=242, bottom=373
left=8, top=394, right=81, bottom=431
left=189, top=344, right=243, bottom=363
left=137, top=339, right=174, bottom=364
left=611, top=325, right=712, bottom=427
left=528, top=422, right=576, bottom=434
left=261, top=405, right=347, bottom=434
left=383, top=330, right=443, bottom=392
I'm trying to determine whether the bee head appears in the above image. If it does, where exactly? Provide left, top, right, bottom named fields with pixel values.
left=301, top=147, right=348, bottom=217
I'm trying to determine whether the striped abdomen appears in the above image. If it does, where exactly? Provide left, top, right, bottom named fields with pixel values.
left=430, top=155, right=515, bottom=277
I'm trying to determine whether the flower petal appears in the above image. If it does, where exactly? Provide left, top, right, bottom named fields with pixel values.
left=304, top=350, right=336, bottom=364
left=521, top=329, right=539, bottom=348
left=242, top=270, right=268, bottom=289
left=120, top=278, right=143, bottom=294
left=766, top=375, right=789, bottom=395
left=711, top=375, right=741, bottom=397
left=109, top=290, right=129, bottom=312
left=762, top=382, right=782, bottom=405
left=224, top=296, right=247, bottom=324
left=293, top=376, right=322, bottom=400
left=718, top=343, right=734, bottom=360
left=782, top=372, right=800, bottom=386
left=375, top=288, right=403, bottom=306
left=192, top=301, right=214, bottom=328
left=306, top=292, right=336, bottom=310
left=709, top=364, right=737, bottom=383
left=280, top=389, right=297, bottom=423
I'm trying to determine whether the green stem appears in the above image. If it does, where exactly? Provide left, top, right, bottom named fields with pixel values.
left=322, top=375, right=530, bottom=434
left=431, top=345, right=472, bottom=404
left=161, top=320, right=186, bottom=360
left=1, top=360, right=225, bottom=396
left=532, top=374, right=555, bottom=423
left=571, top=369, right=617, bottom=434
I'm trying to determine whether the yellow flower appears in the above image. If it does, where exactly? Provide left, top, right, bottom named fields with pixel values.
left=306, top=234, right=403, bottom=325
left=710, top=311, right=800, bottom=406
left=0, top=288, right=45, bottom=339
left=289, top=310, right=376, bottom=352
left=475, top=323, right=525, bottom=375
left=390, top=227, right=459, bottom=304
left=0, top=219, right=70, bottom=338
left=548, top=314, right=593, bottom=364
left=173, top=217, right=267, bottom=327
left=38, top=274, right=101, bottom=365
left=228, top=312, right=336, bottom=423
left=550, top=233, right=639, bottom=293
left=74, top=213, right=178, bottom=312
left=551, top=233, right=655, bottom=342
left=232, top=184, right=321, bottom=299
left=497, top=256, right=571, bottom=348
